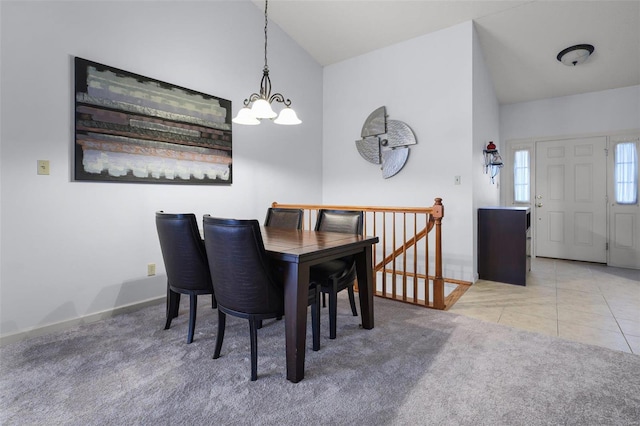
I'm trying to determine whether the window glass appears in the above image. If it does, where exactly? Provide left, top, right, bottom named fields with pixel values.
left=615, top=142, right=638, bottom=204
left=513, top=150, right=530, bottom=203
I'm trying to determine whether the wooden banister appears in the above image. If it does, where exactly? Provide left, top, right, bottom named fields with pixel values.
left=271, top=198, right=464, bottom=310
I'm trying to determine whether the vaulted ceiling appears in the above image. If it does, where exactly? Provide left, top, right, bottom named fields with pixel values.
left=256, top=0, right=640, bottom=105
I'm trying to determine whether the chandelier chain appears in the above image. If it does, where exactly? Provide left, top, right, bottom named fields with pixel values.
left=263, top=0, right=269, bottom=71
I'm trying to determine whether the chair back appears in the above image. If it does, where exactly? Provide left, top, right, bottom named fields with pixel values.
left=203, top=216, right=283, bottom=315
left=264, top=208, right=303, bottom=230
left=315, top=210, right=364, bottom=235
left=155, top=212, right=212, bottom=292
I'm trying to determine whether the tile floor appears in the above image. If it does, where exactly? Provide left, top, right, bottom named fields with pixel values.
left=448, top=257, right=640, bottom=354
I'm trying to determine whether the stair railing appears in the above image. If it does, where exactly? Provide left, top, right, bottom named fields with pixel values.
left=272, top=198, right=463, bottom=310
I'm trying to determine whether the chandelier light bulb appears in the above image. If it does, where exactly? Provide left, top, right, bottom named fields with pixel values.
left=274, top=107, right=302, bottom=125
left=232, top=107, right=260, bottom=125
left=251, top=98, right=277, bottom=119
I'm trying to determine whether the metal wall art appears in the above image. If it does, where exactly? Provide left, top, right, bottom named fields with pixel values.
left=355, top=106, right=416, bottom=178
left=74, top=57, right=232, bottom=184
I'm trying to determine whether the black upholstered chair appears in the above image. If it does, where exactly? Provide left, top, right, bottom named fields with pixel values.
left=311, top=209, right=364, bottom=339
left=203, top=216, right=319, bottom=381
left=264, top=207, right=303, bottom=229
left=155, top=212, right=216, bottom=344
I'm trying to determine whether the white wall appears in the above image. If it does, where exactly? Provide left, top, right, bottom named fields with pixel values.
left=0, top=1, right=323, bottom=339
left=322, top=22, right=479, bottom=282
left=500, top=85, right=640, bottom=141
left=471, top=25, right=501, bottom=280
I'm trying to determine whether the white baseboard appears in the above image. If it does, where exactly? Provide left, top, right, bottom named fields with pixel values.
left=0, top=296, right=165, bottom=347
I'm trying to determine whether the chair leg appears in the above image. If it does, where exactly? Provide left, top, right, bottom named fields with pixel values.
left=249, top=318, right=259, bottom=381
left=213, top=311, right=226, bottom=359
left=212, top=294, right=217, bottom=309
left=347, top=286, right=358, bottom=316
left=311, top=286, right=320, bottom=351
left=187, top=295, right=198, bottom=344
left=322, top=293, right=326, bottom=308
left=164, top=288, right=180, bottom=330
left=328, top=285, right=338, bottom=340
left=172, top=292, right=181, bottom=319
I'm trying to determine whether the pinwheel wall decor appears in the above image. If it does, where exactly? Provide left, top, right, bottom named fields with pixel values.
left=355, top=106, right=417, bottom=179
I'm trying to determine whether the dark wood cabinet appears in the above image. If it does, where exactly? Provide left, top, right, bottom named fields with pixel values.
left=478, top=207, right=531, bottom=285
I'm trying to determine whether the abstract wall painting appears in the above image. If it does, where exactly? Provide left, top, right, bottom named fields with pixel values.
left=74, top=57, right=232, bottom=184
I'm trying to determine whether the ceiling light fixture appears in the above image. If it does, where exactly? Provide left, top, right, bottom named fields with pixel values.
left=556, top=44, right=595, bottom=66
left=232, top=0, right=301, bottom=126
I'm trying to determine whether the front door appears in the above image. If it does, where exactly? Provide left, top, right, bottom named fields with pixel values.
left=535, top=136, right=607, bottom=262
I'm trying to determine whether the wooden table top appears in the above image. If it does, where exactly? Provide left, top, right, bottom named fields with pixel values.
left=261, top=227, right=379, bottom=263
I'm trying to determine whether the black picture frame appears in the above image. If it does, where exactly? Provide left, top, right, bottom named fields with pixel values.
left=74, top=57, right=232, bottom=184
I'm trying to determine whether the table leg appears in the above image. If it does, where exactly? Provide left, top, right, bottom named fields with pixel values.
left=281, top=261, right=310, bottom=383
left=355, top=245, right=374, bottom=329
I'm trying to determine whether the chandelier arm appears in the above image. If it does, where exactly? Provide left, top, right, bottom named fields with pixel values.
left=243, top=93, right=262, bottom=107
left=268, top=93, right=292, bottom=107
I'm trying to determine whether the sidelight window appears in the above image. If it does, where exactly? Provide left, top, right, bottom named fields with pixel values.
left=513, top=149, right=530, bottom=203
left=614, top=142, right=638, bottom=204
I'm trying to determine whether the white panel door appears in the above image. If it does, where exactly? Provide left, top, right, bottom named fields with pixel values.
left=535, top=136, right=607, bottom=262
left=608, top=135, right=640, bottom=269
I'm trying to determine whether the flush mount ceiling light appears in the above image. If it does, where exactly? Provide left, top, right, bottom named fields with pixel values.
left=232, top=0, right=301, bottom=126
left=557, top=44, right=595, bottom=66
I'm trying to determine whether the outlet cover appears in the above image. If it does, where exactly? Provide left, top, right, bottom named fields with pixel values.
left=147, top=263, right=156, bottom=276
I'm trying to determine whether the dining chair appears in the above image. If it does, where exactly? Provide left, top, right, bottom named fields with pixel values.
left=264, top=207, right=304, bottom=229
left=203, top=216, right=319, bottom=381
left=155, top=211, right=216, bottom=344
left=311, top=209, right=364, bottom=339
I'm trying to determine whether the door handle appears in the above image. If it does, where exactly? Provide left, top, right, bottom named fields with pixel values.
left=536, top=203, right=543, bottom=208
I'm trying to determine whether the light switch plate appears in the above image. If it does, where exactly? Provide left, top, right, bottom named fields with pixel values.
left=37, top=160, right=50, bottom=175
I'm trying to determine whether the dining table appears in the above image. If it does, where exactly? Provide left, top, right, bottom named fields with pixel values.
left=261, top=226, right=379, bottom=383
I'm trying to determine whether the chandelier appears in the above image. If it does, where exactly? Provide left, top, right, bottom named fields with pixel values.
left=232, top=0, right=301, bottom=126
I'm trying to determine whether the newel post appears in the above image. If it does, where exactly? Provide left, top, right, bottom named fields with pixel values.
left=431, top=198, right=445, bottom=309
